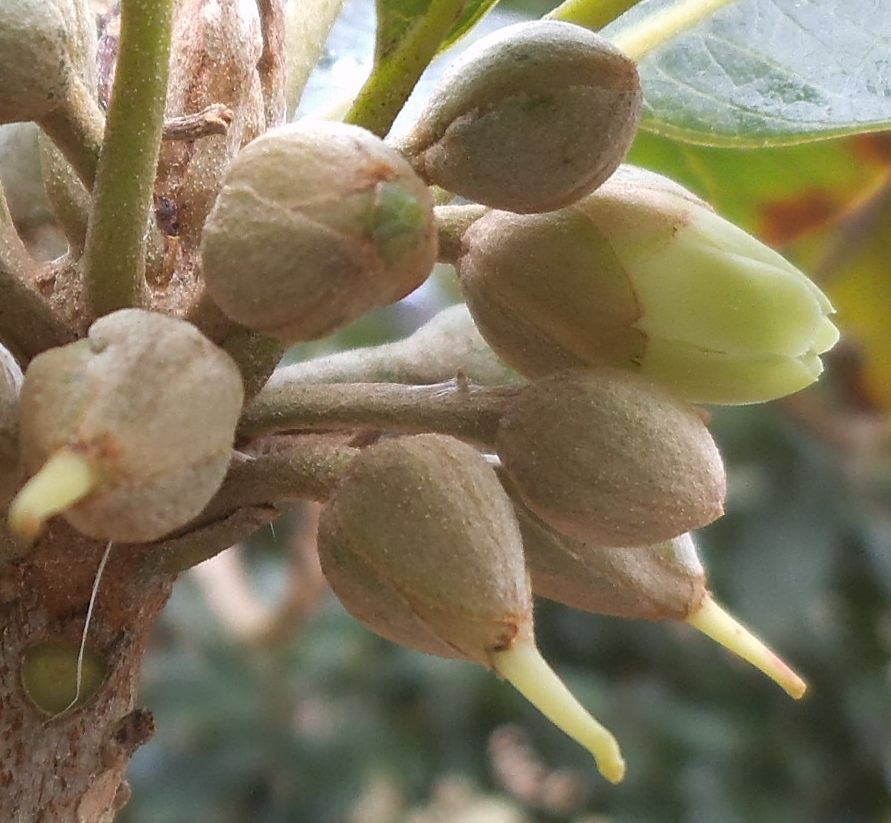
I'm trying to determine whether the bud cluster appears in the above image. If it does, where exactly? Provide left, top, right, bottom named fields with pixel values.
left=292, top=17, right=833, bottom=779
left=0, top=2, right=837, bottom=800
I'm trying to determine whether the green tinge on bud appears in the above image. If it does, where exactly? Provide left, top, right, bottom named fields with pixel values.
left=457, top=166, right=839, bottom=404
left=518, top=502, right=806, bottom=697
left=497, top=369, right=725, bottom=547
left=318, top=434, right=625, bottom=781
left=399, top=21, right=641, bottom=214
left=21, top=640, right=107, bottom=715
left=201, top=122, right=437, bottom=344
left=14, top=310, right=244, bottom=543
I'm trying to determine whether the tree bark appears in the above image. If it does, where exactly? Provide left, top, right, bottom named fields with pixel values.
left=0, top=522, right=170, bottom=822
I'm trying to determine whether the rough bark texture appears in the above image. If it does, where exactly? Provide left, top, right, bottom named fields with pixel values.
left=0, top=522, right=169, bottom=822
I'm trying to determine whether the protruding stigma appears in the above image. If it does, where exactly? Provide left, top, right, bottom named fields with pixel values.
left=491, top=639, right=626, bottom=783
left=8, top=449, right=100, bottom=544
left=686, top=596, right=807, bottom=699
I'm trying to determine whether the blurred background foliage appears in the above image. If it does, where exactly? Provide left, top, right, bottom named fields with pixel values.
left=4, top=0, right=889, bottom=819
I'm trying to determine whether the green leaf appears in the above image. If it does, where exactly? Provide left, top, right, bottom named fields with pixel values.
left=610, top=0, right=891, bottom=146
left=373, top=0, right=436, bottom=63
left=374, top=0, right=492, bottom=65
left=438, top=0, right=502, bottom=52
left=628, top=129, right=888, bottom=238
left=347, top=0, right=469, bottom=134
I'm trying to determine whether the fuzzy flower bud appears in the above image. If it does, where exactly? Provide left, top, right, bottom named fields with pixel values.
left=0, top=0, right=95, bottom=125
left=318, top=434, right=625, bottom=782
left=496, top=369, right=725, bottom=547
left=399, top=21, right=641, bottom=214
left=10, top=310, right=244, bottom=543
left=515, top=501, right=806, bottom=698
left=456, top=166, right=839, bottom=404
left=201, top=122, right=437, bottom=343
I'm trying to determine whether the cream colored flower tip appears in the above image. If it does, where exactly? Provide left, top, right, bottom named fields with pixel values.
left=8, top=449, right=99, bottom=545
left=491, top=638, right=626, bottom=783
left=686, top=597, right=807, bottom=699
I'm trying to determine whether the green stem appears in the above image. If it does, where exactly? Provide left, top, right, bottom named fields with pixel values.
left=38, top=133, right=91, bottom=255
left=38, top=78, right=105, bottom=191
left=144, top=507, right=280, bottom=578
left=239, top=379, right=518, bottom=447
left=205, top=438, right=358, bottom=520
left=186, top=292, right=285, bottom=400
left=345, top=0, right=467, bottom=136
left=435, top=203, right=487, bottom=264
left=610, top=0, right=738, bottom=61
left=547, top=0, right=642, bottom=31
left=82, top=0, right=174, bottom=318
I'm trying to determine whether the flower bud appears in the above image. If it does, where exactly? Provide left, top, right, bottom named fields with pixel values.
left=516, top=501, right=806, bottom=697
left=0, top=0, right=95, bottom=125
left=399, top=21, right=641, bottom=214
left=318, top=433, right=625, bottom=782
left=518, top=501, right=707, bottom=621
left=0, top=345, right=23, bottom=503
left=457, top=166, right=839, bottom=404
left=201, top=122, right=437, bottom=343
left=496, top=369, right=725, bottom=547
left=319, top=434, right=530, bottom=664
left=11, top=310, right=244, bottom=543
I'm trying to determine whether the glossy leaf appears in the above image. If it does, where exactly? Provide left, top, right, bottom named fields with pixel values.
left=608, top=0, right=891, bottom=145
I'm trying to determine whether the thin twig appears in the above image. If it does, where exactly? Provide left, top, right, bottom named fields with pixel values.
left=162, top=104, right=234, bottom=140
left=240, top=378, right=518, bottom=447
left=203, top=436, right=358, bottom=521
left=0, top=185, right=73, bottom=362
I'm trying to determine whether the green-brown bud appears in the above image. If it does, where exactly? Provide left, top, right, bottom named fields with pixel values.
left=0, top=0, right=95, bottom=125
left=318, top=434, right=531, bottom=664
left=518, top=500, right=706, bottom=621
left=318, top=433, right=626, bottom=781
left=201, top=122, right=437, bottom=343
left=13, top=310, right=244, bottom=543
left=497, top=369, right=725, bottom=547
left=456, top=166, right=839, bottom=403
left=516, top=503, right=806, bottom=697
left=399, top=21, right=641, bottom=214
